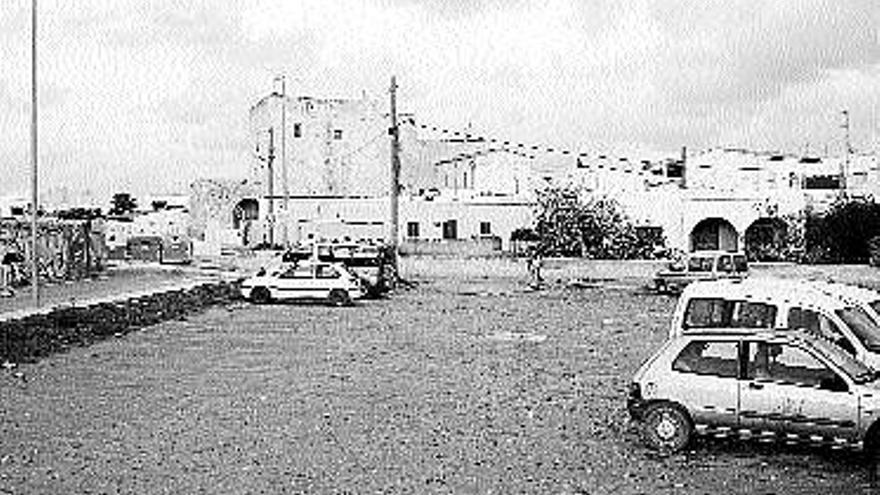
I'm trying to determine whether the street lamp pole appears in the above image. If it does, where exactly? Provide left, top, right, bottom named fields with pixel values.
left=30, top=0, right=40, bottom=306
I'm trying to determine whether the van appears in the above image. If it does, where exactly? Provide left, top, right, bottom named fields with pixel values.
left=670, top=278, right=880, bottom=369
left=653, top=250, right=748, bottom=294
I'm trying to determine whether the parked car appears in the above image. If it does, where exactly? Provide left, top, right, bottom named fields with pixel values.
left=240, top=261, right=364, bottom=306
left=653, top=251, right=748, bottom=294
left=670, top=278, right=880, bottom=369
left=628, top=329, right=880, bottom=455
left=283, top=242, right=395, bottom=297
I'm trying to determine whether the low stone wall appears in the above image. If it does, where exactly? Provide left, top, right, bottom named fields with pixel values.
left=0, top=281, right=241, bottom=364
left=400, top=237, right=503, bottom=257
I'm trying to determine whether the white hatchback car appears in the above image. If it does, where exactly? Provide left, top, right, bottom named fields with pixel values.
left=240, top=261, right=364, bottom=306
left=628, top=329, right=880, bottom=455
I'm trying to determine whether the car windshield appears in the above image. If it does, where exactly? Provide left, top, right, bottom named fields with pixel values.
left=733, top=255, right=748, bottom=272
left=809, top=335, right=876, bottom=383
left=836, top=306, right=880, bottom=352
left=869, top=300, right=880, bottom=321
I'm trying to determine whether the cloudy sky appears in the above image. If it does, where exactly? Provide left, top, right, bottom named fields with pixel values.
left=1, top=0, right=878, bottom=204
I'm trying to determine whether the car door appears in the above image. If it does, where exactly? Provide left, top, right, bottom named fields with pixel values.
left=314, top=264, right=343, bottom=298
left=670, top=339, right=741, bottom=430
left=740, top=341, right=859, bottom=441
left=275, top=264, right=315, bottom=300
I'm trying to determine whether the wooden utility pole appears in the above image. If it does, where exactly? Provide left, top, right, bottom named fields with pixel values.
left=30, top=0, right=39, bottom=306
left=278, top=75, right=289, bottom=246
left=388, top=76, right=401, bottom=276
left=842, top=109, right=851, bottom=196
left=267, top=127, right=276, bottom=247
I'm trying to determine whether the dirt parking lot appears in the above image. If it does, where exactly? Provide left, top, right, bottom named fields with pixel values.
left=1, top=258, right=879, bottom=494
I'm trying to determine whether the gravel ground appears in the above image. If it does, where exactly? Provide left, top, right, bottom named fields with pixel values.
left=1, top=259, right=879, bottom=494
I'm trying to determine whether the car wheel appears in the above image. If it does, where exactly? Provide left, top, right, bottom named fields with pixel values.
left=328, top=289, right=350, bottom=307
left=641, top=402, right=693, bottom=453
left=865, top=429, right=880, bottom=482
left=251, top=287, right=271, bottom=304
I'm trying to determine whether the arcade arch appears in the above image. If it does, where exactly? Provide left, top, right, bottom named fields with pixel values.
left=744, top=217, right=789, bottom=261
left=690, top=217, right=739, bottom=252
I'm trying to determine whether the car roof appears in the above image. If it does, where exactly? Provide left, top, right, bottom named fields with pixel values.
left=680, top=277, right=849, bottom=308
left=806, top=280, right=880, bottom=305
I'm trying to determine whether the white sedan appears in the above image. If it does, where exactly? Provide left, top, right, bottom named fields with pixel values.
left=240, top=262, right=364, bottom=306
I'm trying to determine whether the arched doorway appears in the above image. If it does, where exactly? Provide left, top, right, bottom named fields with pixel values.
left=233, top=199, right=259, bottom=246
left=744, top=217, right=788, bottom=261
left=691, top=217, right=738, bottom=252
left=232, top=199, right=259, bottom=229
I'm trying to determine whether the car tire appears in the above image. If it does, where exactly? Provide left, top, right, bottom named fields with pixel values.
left=328, top=289, right=350, bottom=307
left=251, top=287, right=271, bottom=304
left=640, top=402, right=693, bottom=453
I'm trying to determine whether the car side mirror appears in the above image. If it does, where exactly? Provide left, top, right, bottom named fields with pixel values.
left=819, top=376, right=848, bottom=393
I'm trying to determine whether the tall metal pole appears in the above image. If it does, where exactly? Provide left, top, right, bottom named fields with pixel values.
left=30, top=0, right=40, bottom=306
left=388, top=76, right=401, bottom=276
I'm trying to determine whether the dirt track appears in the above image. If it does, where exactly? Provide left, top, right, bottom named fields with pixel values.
left=1, top=259, right=879, bottom=493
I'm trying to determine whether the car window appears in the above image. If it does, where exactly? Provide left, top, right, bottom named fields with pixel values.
left=733, top=255, right=748, bottom=272
left=717, top=255, right=733, bottom=273
left=316, top=265, right=341, bottom=279
left=672, top=341, right=739, bottom=378
left=746, top=342, right=845, bottom=391
left=731, top=301, right=776, bottom=328
left=688, top=257, right=713, bottom=272
left=788, top=308, right=848, bottom=343
left=280, top=266, right=313, bottom=279
left=683, top=298, right=775, bottom=329
left=836, top=306, right=880, bottom=352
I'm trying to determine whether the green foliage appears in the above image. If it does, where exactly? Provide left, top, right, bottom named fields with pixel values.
left=803, top=197, right=880, bottom=264
left=109, top=192, right=137, bottom=217
left=510, top=227, right=540, bottom=242
left=534, top=185, right=665, bottom=259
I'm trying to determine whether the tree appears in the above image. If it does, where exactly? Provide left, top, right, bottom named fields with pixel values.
left=109, top=192, right=137, bottom=216
left=534, top=184, right=665, bottom=259
left=803, top=197, right=880, bottom=264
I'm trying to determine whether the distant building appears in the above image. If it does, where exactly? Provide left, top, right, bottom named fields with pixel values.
left=183, top=90, right=880, bottom=257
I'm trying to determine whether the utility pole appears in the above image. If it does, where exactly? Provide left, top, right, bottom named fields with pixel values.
left=388, top=76, right=401, bottom=277
left=276, top=75, right=289, bottom=246
left=30, top=0, right=39, bottom=306
left=266, top=128, right=276, bottom=247
left=842, top=109, right=851, bottom=196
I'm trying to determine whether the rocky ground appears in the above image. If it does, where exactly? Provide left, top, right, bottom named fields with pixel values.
left=1, top=258, right=879, bottom=493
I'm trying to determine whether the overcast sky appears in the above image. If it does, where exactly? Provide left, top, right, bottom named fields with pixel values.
left=1, top=0, right=878, bottom=203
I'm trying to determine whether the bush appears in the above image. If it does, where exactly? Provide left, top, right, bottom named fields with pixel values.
left=803, top=198, right=880, bottom=264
